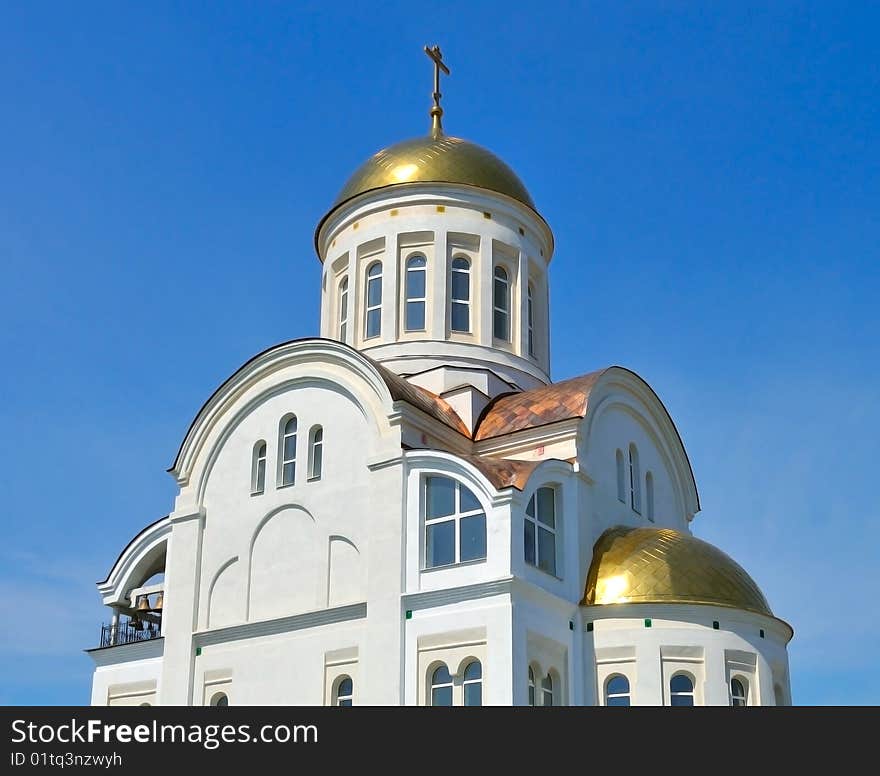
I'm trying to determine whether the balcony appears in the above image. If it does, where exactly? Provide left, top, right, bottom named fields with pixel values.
left=98, top=617, right=162, bottom=648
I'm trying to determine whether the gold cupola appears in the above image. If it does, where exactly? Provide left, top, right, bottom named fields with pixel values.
left=583, top=526, right=774, bottom=617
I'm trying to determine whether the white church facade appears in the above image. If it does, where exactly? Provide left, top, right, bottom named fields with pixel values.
left=87, top=47, right=793, bottom=707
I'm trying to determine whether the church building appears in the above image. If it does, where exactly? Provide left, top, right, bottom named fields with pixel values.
left=87, top=47, right=793, bottom=707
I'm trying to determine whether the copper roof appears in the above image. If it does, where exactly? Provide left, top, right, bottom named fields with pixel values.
left=583, top=526, right=773, bottom=617
left=474, top=369, right=606, bottom=441
left=459, top=454, right=541, bottom=491
left=372, top=361, right=470, bottom=437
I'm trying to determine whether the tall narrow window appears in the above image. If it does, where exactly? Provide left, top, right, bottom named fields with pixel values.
left=450, top=256, right=471, bottom=332
left=308, top=425, right=323, bottom=481
left=463, top=660, right=482, bottom=706
left=730, top=678, right=747, bottom=707
left=404, top=255, right=427, bottom=331
left=669, top=674, right=695, bottom=706
left=338, top=277, right=349, bottom=341
left=424, top=476, right=486, bottom=568
left=616, top=449, right=625, bottom=502
left=251, top=441, right=266, bottom=495
left=210, top=692, right=228, bottom=707
left=646, top=471, right=655, bottom=522
left=528, top=667, right=536, bottom=707
left=279, top=415, right=297, bottom=486
left=541, top=674, right=554, bottom=706
left=527, top=282, right=535, bottom=356
left=524, top=486, right=557, bottom=576
left=628, top=444, right=641, bottom=514
left=605, top=675, right=631, bottom=707
left=430, top=664, right=453, bottom=706
left=335, top=676, right=353, bottom=707
left=364, top=261, right=382, bottom=339
left=493, top=265, right=510, bottom=341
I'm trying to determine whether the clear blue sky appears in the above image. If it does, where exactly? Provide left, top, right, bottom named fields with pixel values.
left=1, top=2, right=877, bottom=705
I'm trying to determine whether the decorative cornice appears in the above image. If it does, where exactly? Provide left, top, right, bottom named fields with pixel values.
left=85, top=637, right=165, bottom=667
left=403, top=577, right=513, bottom=610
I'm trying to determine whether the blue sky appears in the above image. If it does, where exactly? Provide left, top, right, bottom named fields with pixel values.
left=1, top=2, right=877, bottom=705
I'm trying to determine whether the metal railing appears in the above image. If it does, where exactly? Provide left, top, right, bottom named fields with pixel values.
left=99, top=619, right=162, bottom=648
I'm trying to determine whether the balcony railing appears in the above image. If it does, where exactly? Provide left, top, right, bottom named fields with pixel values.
left=99, top=619, right=162, bottom=648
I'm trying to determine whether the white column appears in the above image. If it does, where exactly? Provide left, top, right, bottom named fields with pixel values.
left=704, top=642, right=730, bottom=706
left=479, top=237, right=493, bottom=346
left=517, top=250, right=529, bottom=359
left=383, top=233, right=398, bottom=342
left=430, top=230, right=447, bottom=338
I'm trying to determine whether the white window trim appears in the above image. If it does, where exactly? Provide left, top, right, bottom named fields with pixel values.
left=333, top=675, right=353, bottom=706
left=364, top=261, right=383, bottom=340
left=492, top=264, right=511, bottom=343
left=628, top=444, right=641, bottom=514
left=337, top=276, right=349, bottom=341
left=730, top=676, right=748, bottom=707
left=604, top=674, right=631, bottom=706
left=450, top=255, right=471, bottom=334
left=527, top=281, right=535, bottom=357
left=278, top=415, right=297, bottom=488
left=251, top=440, right=267, bottom=495
left=423, top=477, right=487, bottom=569
left=525, top=486, right=559, bottom=577
left=669, top=672, right=696, bottom=706
left=307, top=425, right=323, bottom=481
left=404, top=254, right=427, bottom=332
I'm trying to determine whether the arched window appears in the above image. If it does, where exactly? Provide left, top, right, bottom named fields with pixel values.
left=493, top=265, right=510, bottom=341
left=541, top=673, right=554, bottom=706
left=424, top=476, right=486, bottom=568
left=669, top=674, right=695, bottom=706
left=527, top=282, right=535, bottom=357
left=251, top=440, right=266, bottom=495
left=528, top=666, right=536, bottom=707
left=645, top=471, right=655, bottom=521
left=279, top=415, right=297, bottom=486
left=525, top=486, right=557, bottom=576
left=404, top=255, right=427, bottom=331
left=450, top=256, right=471, bottom=332
left=335, top=676, right=353, bottom=707
left=463, top=660, right=482, bottom=706
left=210, top=692, right=228, bottom=707
left=605, top=674, right=631, bottom=707
left=338, top=276, right=349, bottom=341
left=307, top=425, right=323, bottom=481
left=628, top=444, right=641, bottom=514
left=616, top=449, right=626, bottom=503
left=430, top=664, right=453, bottom=706
left=364, top=261, right=382, bottom=339
left=730, top=677, right=747, bottom=707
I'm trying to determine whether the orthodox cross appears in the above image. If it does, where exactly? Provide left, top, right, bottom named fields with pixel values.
left=424, top=45, right=450, bottom=137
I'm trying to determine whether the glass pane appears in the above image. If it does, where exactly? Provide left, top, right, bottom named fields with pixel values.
left=284, top=433, right=297, bottom=461
left=528, top=685, right=535, bottom=706
left=311, top=444, right=322, bottom=477
left=451, top=271, right=469, bottom=301
left=670, top=675, right=693, bottom=693
left=731, top=679, right=744, bottom=696
left=537, top=488, right=555, bottom=527
left=451, top=302, right=469, bottom=332
left=432, top=665, right=452, bottom=684
left=340, top=292, right=347, bottom=317
left=406, top=267, right=426, bottom=298
left=493, top=310, right=509, bottom=341
left=538, top=527, right=556, bottom=575
left=671, top=694, right=694, bottom=707
left=542, top=675, right=553, bottom=691
left=338, top=699, right=352, bottom=707
left=464, top=661, right=482, bottom=681
left=732, top=697, right=746, bottom=707
left=431, top=686, right=453, bottom=707
left=543, top=690, right=553, bottom=707
left=256, top=459, right=266, bottom=491
left=367, top=277, right=382, bottom=307
left=426, top=477, right=455, bottom=518
left=368, top=263, right=381, bottom=278
left=282, top=462, right=295, bottom=485
left=452, top=257, right=469, bottom=271
left=408, top=255, right=426, bottom=269
left=464, top=682, right=482, bottom=707
left=460, top=513, right=486, bottom=562
left=494, top=265, right=508, bottom=280
left=524, top=520, right=536, bottom=565
left=405, top=301, right=425, bottom=330
left=366, top=308, right=381, bottom=338
left=338, top=678, right=352, bottom=696
left=607, top=676, right=629, bottom=695
left=313, top=427, right=323, bottom=443
left=459, top=485, right=481, bottom=513
left=284, top=417, right=297, bottom=434
left=493, top=277, right=508, bottom=310
left=607, top=696, right=630, bottom=707
left=426, top=521, right=455, bottom=568
left=526, top=495, right=535, bottom=518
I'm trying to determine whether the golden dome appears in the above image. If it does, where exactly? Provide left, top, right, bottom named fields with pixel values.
left=583, top=526, right=773, bottom=617
left=330, top=134, right=536, bottom=212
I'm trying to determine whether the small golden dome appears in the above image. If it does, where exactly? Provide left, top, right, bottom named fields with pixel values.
left=583, top=526, right=773, bottom=617
left=330, top=134, right=536, bottom=212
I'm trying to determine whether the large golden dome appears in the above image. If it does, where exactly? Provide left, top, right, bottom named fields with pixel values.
left=329, top=133, right=536, bottom=212
left=583, top=526, right=773, bottom=617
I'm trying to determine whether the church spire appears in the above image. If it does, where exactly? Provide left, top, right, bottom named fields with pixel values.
left=424, top=44, right=450, bottom=138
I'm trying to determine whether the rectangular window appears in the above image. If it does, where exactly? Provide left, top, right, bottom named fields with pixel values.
left=525, top=487, right=558, bottom=576
left=424, top=476, right=487, bottom=569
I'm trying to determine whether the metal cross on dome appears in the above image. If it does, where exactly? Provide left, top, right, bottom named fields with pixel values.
left=424, top=44, right=450, bottom=137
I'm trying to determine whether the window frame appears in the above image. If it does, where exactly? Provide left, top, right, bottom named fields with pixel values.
left=278, top=415, right=297, bottom=488
left=645, top=470, right=655, bottom=522
left=429, top=663, right=454, bottom=707
left=669, top=672, right=696, bottom=706
left=730, top=676, right=748, bottom=707
left=616, top=449, right=626, bottom=503
left=527, top=281, right=535, bottom=357
left=628, top=443, right=642, bottom=514
left=307, top=425, right=323, bottom=481
left=364, top=261, right=383, bottom=340
left=604, top=674, right=631, bottom=707
left=462, top=660, right=483, bottom=707
left=251, top=440, right=267, bottom=495
left=449, top=255, right=471, bottom=333
left=524, top=485, right=559, bottom=577
left=423, top=476, right=487, bottom=570
left=334, top=675, right=353, bottom=707
left=337, top=276, right=349, bottom=341
left=403, top=254, right=427, bottom=332
left=541, top=673, right=554, bottom=707
left=492, top=264, right=511, bottom=342
left=528, top=666, right=536, bottom=707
